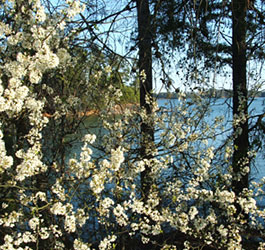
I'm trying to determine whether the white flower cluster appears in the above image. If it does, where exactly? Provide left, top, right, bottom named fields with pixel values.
left=28, top=217, right=40, bottom=231
left=113, top=204, right=128, bottom=226
left=52, top=180, right=66, bottom=201
left=0, top=130, right=13, bottom=174
left=0, top=211, right=22, bottom=227
left=0, top=0, right=92, bottom=248
left=65, top=0, right=85, bottom=18
left=74, top=239, right=91, bottom=250
left=90, top=172, right=105, bottom=194
left=99, top=235, right=117, bottom=250
left=15, top=146, right=47, bottom=181
left=110, top=146, right=125, bottom=171
left=51, top=202, right=67, bottom=216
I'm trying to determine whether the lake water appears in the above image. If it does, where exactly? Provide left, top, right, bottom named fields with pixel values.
left=212, top=97, right=264, bottom=182
left=70, top=97, right=265, bottom=183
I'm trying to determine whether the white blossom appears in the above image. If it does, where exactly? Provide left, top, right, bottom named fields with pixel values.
left=189, top=206, right=198, bottom=220
left=83, top=134, right=97, bottom=144
left=28, top=217, right=39, bottom=231
left=74, top=239, right=91, bottom=250
left=65, top=214, right=76, bottom=233
left=50, top=202, right=66, bottom=215
left=99, top=235, right=117, bottom=250
left=110, top=147, right=124, bottom=171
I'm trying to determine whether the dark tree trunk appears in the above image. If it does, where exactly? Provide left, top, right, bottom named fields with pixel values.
left=136, top=0, right=154, bottom=201
left=232, top=0, right=249, bottom=196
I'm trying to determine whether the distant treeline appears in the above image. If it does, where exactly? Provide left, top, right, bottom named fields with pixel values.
left=155, top=89, right=265, bottom=99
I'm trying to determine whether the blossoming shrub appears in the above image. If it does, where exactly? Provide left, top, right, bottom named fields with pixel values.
left=0, top=0, right=265, bottom=249
left=0, top=0, right=93, bottom=249
left=84, top=94, right=265, bottom=249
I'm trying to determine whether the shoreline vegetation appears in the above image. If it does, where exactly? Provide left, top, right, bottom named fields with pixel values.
left=155, top=89, right=265, bottom=99
left=43, top=103, right=139, bottom=118
left=78, top=103, right=140, bottom=117
left=43, top=91, right=265, bottom=119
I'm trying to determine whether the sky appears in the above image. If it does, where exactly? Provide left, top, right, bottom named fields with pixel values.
left=46, top=0, right=264, bottom=93
left=87, top=0, right=265, bottom=93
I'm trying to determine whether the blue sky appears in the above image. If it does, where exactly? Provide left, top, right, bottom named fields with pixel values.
left=52, top=0, right=264, bottom=92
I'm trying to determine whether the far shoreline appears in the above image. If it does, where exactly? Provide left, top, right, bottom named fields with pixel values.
left=43, top=103, right=139, bottom=119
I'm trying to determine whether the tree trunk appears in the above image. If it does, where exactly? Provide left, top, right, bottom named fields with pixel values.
left=232, top=0, right=249, bottom=196
left=136, top=0, right=154, bottom=201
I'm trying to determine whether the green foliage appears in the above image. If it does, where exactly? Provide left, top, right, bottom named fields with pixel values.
left=154, top=0, right=265, bottom=73
left=120, top=84, right=139, bottom=104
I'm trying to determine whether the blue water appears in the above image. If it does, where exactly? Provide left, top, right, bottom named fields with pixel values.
left=70, top=98, right=265, bottom=183
left=158, top=97, right=265, bottom=181
left=208, top=98, right=264, bottom=182
left=66, top=97, right=265, bottom=237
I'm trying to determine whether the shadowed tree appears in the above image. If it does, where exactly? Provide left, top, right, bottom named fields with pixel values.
left=231, top=0, right=249, bottom=196
left=136, top=0, right=154, bottom=201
